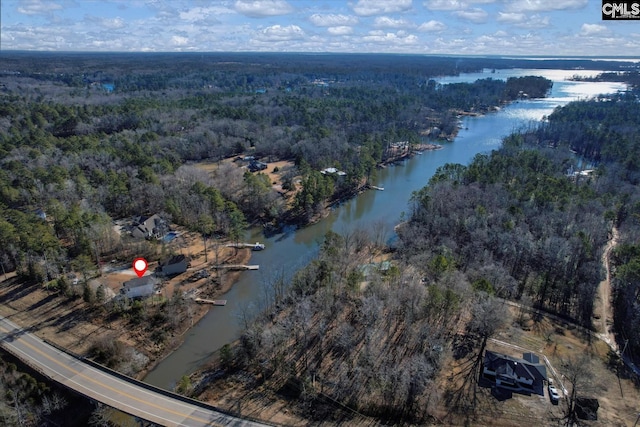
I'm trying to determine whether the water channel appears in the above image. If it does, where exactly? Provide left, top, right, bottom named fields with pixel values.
left=144, top=68, right=627, bottom=389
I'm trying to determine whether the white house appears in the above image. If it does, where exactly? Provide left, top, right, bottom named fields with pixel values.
left=121, top=275, right=158, bottom=299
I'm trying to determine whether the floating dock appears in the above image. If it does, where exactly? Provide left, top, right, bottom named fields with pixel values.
left=212, top=264, right=259, bottom=271
left=225, top=242, right=266, bottom=250
left=195, top=298, right=227, bottom=306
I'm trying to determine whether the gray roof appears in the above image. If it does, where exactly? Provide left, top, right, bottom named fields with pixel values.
left=484, top=350, right=547, bottom=383
left=160, top=254, right=188, bottom=267
left=123, top=275, right=157, bottom=290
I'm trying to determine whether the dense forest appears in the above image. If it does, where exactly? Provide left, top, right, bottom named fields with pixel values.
left=0, top=52, right=559, bottom=284
left=401, top=87, right=640, bottom=355
left=221, top=73, right=640, bottom=423
left=2, top=53, right=639, bottom=424
left=402, top=137, right=608, bottom=323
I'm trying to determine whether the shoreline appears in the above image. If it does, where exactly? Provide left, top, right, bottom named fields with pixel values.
left=137, top=247, right=252, bottom=381
left=0, top=246, right=253, bottom=387
left=0, top=107, right=508, bottom=385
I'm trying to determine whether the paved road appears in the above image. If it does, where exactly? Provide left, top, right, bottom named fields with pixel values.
left=0, top=315, right=269, bottom=427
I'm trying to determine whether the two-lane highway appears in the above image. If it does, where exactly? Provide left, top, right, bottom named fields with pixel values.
left=0, top=315, right=269, bottom=427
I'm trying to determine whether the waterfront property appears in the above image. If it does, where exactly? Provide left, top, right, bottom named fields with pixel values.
left=121, top=275, right=158, bottom=299
left=158, top=254, right=190, bottom=276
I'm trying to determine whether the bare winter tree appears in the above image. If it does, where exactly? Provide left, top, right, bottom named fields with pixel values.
left=449, top=294, right=509, bottom=409
left=561, top=353, right=594, bottom=426
left=468, top=294, right=509, bottom=364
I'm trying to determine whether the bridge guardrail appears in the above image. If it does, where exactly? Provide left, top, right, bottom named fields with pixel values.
left=40, top=336, right=278, bottom=426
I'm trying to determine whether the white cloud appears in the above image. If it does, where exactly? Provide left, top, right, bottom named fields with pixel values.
left=580, top=23, right=609, bottom=36
left=1, top=0, right=638, bottom=55
left=497, top=12, right=548, bottom=28
left=454, top=8, right=488, bottom=23
left=424, top=0, right=466, bottom=10
left=234, top=0, right=294, bottom=18
left=101, top=17, right=126, bottom=30
left=257, top=24, right=305, bottom=41
left=350, top=0, right=413, bottom=17
left=424, top=0, right=495, bottom=11
left=327, top=26, right=354, bottom=35
left=518, top=14, right=549, bottom=29
left=178, top=6, right=229, bottom=23
left=362, top=30, right=419, bottom=45
left=497, top=12, right=525, bottom=23
left=505, top=0, right=587, bottom=12
left=84, top=15, right=127, bottom=30
left=171, top=35, right=189, bottom=46
left=418, top=20, right=446, bottom=32
left=428, top=30, right=555, bottom=55
left=374, top=16, right=413, bottom=29
left=309, top=14, right=359, bottom=27
left=17, top=0, right=62, bottom=15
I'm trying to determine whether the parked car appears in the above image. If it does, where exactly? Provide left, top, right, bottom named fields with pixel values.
left=548, top=381, right=560, bottom=404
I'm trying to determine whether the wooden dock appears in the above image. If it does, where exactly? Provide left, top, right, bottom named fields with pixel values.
left=195, top=298, right=227, bottom=306
left=225, top=242, right=265, bottom=250
left=212, top=264, right=259, bottom=271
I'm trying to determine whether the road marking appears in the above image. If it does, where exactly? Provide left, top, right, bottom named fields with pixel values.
left=0, top=319, right=228, bottom=427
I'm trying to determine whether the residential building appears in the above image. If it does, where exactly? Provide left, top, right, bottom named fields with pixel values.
left=157, top=254, right=190, bottom=276
left=121, top=275, right=157, bottom=299
left=131, top=214, right=168, bottom=239
left=482, top=350, right=547, bottom=396
left=248, top=160, right=268, bottom=172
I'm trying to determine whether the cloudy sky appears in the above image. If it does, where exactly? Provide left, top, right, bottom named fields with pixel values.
left=1, top=0, right=639, bottom=56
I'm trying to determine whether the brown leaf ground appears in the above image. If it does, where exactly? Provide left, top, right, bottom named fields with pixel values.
left=0, top=229, right=251, bottom=379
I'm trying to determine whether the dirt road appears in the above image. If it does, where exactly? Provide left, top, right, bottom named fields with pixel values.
left=596, top=227, right=619, bottom=352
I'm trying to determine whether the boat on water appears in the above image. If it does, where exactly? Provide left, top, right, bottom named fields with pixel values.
left=252, top=242, right=265, bottom=251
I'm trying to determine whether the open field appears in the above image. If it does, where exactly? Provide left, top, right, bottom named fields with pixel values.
left=194, top=158, right=296, bottom=191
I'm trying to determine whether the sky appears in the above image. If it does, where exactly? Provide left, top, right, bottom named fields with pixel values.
left=1, top=0, right=639, bottom=56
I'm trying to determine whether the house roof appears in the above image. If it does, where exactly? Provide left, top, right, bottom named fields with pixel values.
left=131, top=214, right=168, bottom=239
left=123, top=275, right=157, bottom=290
left=159, top=254, right=188, bottom=267
left=484, top=350, right=547, bottom=383
left=523, top=352, right=540, bottom=364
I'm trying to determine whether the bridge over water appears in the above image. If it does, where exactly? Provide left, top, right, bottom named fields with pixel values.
left=0, top=315, right=269, bottom=427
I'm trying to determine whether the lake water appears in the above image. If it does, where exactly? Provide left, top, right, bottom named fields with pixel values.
left=143, top=69, right=627, bottom=389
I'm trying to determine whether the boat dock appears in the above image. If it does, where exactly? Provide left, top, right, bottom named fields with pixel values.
left=194, top=298, right=227, bottom=306
left=212, top=264, right=259, bottom=271
left=225, top=242, right=266, bottom=250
